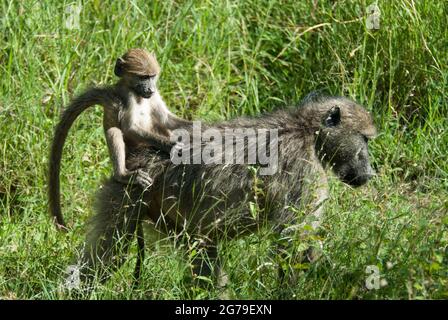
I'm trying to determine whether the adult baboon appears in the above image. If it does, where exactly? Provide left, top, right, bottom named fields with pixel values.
left=79, top=92, right=377, bottom=286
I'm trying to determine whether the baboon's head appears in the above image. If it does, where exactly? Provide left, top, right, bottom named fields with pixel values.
left=301, top=93, right=377, bottom=187
left=114, top=48, right=160, bottom=98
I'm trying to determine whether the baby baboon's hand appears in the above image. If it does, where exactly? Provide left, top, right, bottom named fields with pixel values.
left=173, top=141, right=184, bottom=152
left=133, top=169, right=153, bottom=189
left=114, top=170, right=153, bottom=188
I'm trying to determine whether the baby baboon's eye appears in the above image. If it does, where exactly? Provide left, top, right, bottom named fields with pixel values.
left=139, top=75, right=151, bottom=81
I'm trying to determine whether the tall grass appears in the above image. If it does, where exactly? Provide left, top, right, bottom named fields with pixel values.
left=0, top=0, right=446, bottom=299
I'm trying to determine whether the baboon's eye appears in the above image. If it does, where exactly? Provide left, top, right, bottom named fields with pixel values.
left=362, top=135, right=369, bottom=143
left=325, top=106, right=341, bottom=127
left=139, top=75, right=151, bottom=80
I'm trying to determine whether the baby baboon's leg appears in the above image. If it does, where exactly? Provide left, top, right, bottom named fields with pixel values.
left=80, top=180, right=147, bottom=284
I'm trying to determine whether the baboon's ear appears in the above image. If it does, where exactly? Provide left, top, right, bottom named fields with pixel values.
left=114, top=58, right=125, bottom=77
left=324, top=106, right=341, bottom=127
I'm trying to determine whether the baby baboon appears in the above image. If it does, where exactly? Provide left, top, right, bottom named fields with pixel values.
left=48, top=48, right=190, bottom=230
left=79, top=93, right=377, bottom=285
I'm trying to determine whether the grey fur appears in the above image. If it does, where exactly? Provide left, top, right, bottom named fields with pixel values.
left=78, top=93, right=377, bottom=286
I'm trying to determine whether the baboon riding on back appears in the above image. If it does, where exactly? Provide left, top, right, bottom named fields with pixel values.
left=53, top=92, right=377, bottom=286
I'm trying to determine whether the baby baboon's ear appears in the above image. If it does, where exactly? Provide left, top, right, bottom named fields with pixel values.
left=114, top=58, right=125, bottom=77
left=324, top=106, right=341, bottom=127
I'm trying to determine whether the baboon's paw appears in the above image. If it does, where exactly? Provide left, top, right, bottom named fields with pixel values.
left=135, top=169, right=153, bottom=189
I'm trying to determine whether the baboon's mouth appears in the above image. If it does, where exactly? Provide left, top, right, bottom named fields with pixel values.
left=141, top=91, right=153, bottom=98
left=342, top=173, right=373, bottom=187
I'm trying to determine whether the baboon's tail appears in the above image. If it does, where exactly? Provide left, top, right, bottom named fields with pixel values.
left=48, top=86, right=120, bottom=230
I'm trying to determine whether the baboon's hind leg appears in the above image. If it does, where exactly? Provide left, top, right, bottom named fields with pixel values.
left=133, top=222, right=145, bottom=288
left=80, top=180, right=147, bottom=284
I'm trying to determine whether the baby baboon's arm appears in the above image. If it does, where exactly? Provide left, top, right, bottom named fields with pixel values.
left=166, top=113, right=192, bottom=130
left=104, top=109, right=153, bottom=187
left=133, top=129, right=177, bottom=153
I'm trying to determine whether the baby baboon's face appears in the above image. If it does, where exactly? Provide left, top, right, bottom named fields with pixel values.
left=114, top=48, right=160, bottom=99
left=129, top=73, right=157, bottom=99
left=316, top=105, right=376, bottom=187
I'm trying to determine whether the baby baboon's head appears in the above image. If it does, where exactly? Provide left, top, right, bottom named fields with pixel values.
left=114, top=48, right=160, bottom=98
left=301, top=93, right=377, bottom=187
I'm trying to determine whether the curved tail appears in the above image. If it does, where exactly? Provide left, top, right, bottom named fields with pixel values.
left=48, top=86, right=120, bottom=230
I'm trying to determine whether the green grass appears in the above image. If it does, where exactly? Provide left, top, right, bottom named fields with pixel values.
left=0, top=0, right=446, bottom=299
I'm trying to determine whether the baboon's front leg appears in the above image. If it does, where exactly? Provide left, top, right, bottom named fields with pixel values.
left=191, top=243, right=218, bottom=278
left=188, top=241, right=222, bottom=288
left=272, top=193, right=326, bottom=287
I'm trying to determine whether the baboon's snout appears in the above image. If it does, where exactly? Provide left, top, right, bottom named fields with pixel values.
left=137, top=84, right=153, bottom=98
left=345, top=166, right=375, bottom=187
